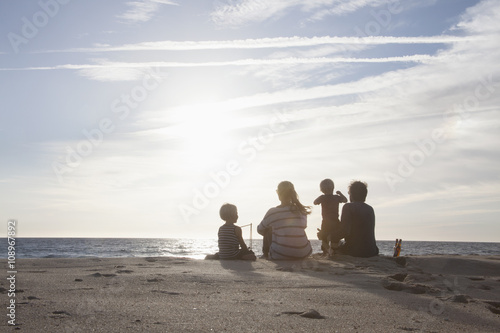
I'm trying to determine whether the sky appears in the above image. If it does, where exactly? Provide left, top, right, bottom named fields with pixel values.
left=0, top=0, right=499, bottom=242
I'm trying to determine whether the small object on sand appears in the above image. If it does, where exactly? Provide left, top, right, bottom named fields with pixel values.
left=393, top=239, right=402, bottom=257
left=299, top=309, right=324, bottom=319
left=278, top=309, right=325, bottom=319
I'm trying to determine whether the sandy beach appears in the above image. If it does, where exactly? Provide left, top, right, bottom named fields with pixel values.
left=2, top=254, right=499, bottom=332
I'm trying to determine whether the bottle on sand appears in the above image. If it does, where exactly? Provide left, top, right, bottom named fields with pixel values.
left=393, top=239, right=402, bottom=257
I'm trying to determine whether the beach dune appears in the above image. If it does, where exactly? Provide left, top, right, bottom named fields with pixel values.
left=1, top=255, right=499, bottom=332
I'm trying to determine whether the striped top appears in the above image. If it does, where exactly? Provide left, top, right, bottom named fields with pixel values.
left=218, top=224, right=240, bottom=259
left=257, top=206, right=312, bottom=260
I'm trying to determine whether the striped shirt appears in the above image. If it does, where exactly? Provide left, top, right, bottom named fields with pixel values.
left=218, top=224, right=241, bottom=259
left=257, top=206, right=312, bottom=260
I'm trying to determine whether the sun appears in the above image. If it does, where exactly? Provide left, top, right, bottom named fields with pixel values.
left=169, top=100, right=243, bottom=169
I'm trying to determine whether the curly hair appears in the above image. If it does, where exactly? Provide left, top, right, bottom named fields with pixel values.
left=348, top=180, right=368, bottom=202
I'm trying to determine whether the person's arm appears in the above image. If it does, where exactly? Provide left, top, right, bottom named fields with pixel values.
left=313, top=195, right=323, bottom=205
left=234, top=226, right=248, bottom=251
left=336, top=191, right=348, bottom=203
left=257, top=209, right=272, bottom=235
left=257, top=219, right=266, bottom=235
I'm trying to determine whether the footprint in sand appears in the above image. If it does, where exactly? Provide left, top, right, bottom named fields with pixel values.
left=477, top=284, right=493, bottom=290
left=388, top=273, right=408, bottom=282
left=382, top=276, right=434, bottom=294
left=467, top=277, right=485, bottom=281
left=147, top=278, right=163, bottom=283
left=484, top=301, right=500, bottom=315
left=53, top=310, right=70, bottom=315
left=151, top=290, right=181, bottom=295
left=447, top=294, right=471, bottom=303
left=50, top=310, right=71, bottom=319
left=89, top=272, right=117, bottom=278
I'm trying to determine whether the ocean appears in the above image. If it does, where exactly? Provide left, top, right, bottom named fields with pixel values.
left=1, top=238, right=499, bottom=260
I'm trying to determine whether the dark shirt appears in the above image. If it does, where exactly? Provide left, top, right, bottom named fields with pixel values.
left=314, top=193, right=347, bottom=222
left=338, top=202, right=379, bottom=258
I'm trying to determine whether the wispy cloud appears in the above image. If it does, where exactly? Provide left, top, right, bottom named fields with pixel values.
left=377, top=183, right=500, bottom=211
left=7, top=34, right=479, bottom=82
left=39, top=35, right=479, bottom=53
left=210, top=0, right=402, bottom=26
left=77, top=67, right=153, bottom=82
left=0, top=54, right=438, bottom=73
left=308, top=0, right=395, bottom=22
left=117, top=0, right=178, bottom=23
left=211, top=0, right=299, bottom=27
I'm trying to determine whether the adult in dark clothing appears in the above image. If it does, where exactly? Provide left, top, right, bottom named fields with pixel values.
left=337, top=181, right=379, bottom=258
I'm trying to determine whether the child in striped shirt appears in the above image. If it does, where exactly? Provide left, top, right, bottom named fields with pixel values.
left=217, top=203, right=256, bottom=260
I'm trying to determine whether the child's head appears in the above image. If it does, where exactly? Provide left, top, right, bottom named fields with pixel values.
left=219, top=203, right=238, bottom=223
left=348, top=180, right=368, bottom=202
left=319, top=179, right=334, bottom=194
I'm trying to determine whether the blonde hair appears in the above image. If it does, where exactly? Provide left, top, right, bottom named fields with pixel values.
left=277, top=181, right=311, bottom=215
left=219, top=203, right=237, bottom=221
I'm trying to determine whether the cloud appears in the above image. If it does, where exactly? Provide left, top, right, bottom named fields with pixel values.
left=210, top=0, right=405, bottom=26
left=4, top=34, right=480, bottom=82
left=377, top=183, right=500, bottom=211
left=453, top=0, right=500, bottom=35
left=40, top=35, right=479, bottom=53
left=307, top=0, right=395, bottom=22
left=77, top=67, right=152, bottom=82
left=211, top=0, right=300, bottom=27
left=0, top=54, right=439, bottom=81
left=27, top=33, right=468, bottom=82
left=117, top=0, right=178, bottom=23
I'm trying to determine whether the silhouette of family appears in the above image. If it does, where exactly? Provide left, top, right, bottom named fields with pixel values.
left=211, top=179, right=379, bottom=261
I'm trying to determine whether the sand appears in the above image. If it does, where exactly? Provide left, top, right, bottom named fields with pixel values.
left=1, top=254, right=499, bottom=332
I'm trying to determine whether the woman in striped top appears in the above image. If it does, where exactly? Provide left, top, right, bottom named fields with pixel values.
left=257, top=181, right=312, bottom=260
left=217, top=203, right=256, bottom=260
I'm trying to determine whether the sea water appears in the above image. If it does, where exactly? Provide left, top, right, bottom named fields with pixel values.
left=0, top=238, right=499, bottom=259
